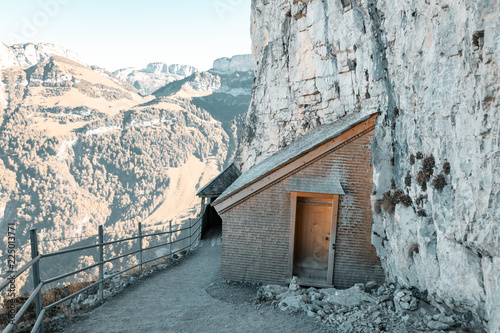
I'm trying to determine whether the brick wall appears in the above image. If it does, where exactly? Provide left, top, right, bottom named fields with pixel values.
left=220, top=128, right=385, bottom=288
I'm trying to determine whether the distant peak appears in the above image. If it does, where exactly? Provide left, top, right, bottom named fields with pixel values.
left=141, top=63, right=198, bottom=76
left=211, top=54, right=254, bottom=74
left=112, top=63, right=199, bottom=95
left=5, top=42, right=86, bottom=68
left=143, top=62, right=168, bottom=74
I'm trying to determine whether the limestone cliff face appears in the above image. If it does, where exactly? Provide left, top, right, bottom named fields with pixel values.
left=240, top=0, right=499, bottom=330
left=211, top=54, right=254, bottom=74
left=5, top=43, right=86, bottom=67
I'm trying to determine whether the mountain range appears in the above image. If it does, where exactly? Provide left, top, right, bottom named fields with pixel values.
left=0, top=42, right=254, bottom=292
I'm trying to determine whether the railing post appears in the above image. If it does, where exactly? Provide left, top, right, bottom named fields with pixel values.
left=188, top=218, right=192, bottom=249
left=199, top=217, right=202, bottom=241
left=30, top=228, right=43, bottom=333
left=98, top=225, right=104, bottom=300
left=138, top=223, right=143, bottom=276
left=168, top=220, right=172, bottom=257
left=200, top=197, right=206, bottom=216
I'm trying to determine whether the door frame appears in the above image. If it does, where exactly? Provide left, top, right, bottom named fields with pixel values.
left=287, top=191, right=340, bottom=287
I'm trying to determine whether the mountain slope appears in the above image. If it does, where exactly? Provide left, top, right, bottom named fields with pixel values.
left=2, top=43, right=86, bottom=68
left=152, top=55, right=254, bottom=166
left=0, top=44, right=246, bottom=294
left=5, top=55, right=143, bottom=117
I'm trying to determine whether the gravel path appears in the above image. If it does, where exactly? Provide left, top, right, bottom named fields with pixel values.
left=53, top=241, right=330, bottom=333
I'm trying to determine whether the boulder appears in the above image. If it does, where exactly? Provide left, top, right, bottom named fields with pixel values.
left=394, top=289, right=418, bottom=312
left=278, top=294, right=307, bottom=311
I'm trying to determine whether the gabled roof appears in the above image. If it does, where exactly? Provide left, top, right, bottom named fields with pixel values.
left=213, top=111, right=378, bottom=212
left=196, top=163, right=241, bottom=198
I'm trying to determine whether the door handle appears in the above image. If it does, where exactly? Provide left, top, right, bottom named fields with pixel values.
left=326, top=236, right=329, bottom=241
left=332, top=243, right=336, bottom=250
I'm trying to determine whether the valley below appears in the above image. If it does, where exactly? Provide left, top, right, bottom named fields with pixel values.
left=0, top=42, right=253, bottom=295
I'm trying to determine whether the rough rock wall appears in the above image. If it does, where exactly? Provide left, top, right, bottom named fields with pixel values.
left=239, top=0, right=387, bottom=168
left=239, top=0, right=499, bottom=330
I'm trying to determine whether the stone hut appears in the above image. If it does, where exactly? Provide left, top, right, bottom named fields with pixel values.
left=212, top=112, right=384, bottom=288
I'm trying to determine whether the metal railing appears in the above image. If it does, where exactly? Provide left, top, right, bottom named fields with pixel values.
left=0, top=216, right=203, bottom=333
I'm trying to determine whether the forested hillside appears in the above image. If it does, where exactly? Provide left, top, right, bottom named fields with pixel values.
left=0, top=44, right=251, bottom=293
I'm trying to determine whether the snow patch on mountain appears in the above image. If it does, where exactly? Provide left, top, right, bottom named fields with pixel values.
left=85, top=126, right=121, bottom=136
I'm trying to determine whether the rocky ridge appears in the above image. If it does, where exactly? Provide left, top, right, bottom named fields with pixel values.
left=153, top=69, right=254, bottom=98
left=114, top=54, right=255, bottom=97
left=211, top=54, right=254, bottom=74
left=1, top=43, right=87, bottom=111
left=153, top=71, right=222, bottom=97
left=113, top=63, right=198, bottom=95
left=238, top=0, right=499, bottom=331
left=1, top=43, right=86, bottom=68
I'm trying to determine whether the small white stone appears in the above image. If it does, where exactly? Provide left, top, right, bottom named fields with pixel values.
left=427, top=320, right=449, bottom=330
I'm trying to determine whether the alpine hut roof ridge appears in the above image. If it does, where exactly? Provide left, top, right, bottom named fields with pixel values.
left=213, top=111, right=378, bottom=209
left=196, top=163, right=241, bottom=198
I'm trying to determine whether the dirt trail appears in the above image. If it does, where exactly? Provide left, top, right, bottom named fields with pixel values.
left=54, top=241, right=330, bottom=333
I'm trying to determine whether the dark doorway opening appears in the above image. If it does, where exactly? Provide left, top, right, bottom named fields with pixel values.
left=201, top=203, right=222, bottom=239
left=196, top=163, right=241, bottom=241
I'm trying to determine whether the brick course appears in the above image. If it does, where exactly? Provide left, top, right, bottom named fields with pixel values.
left=220, top=128, right=385, bottom=288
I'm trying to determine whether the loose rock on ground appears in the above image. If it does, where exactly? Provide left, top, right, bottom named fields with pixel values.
left=257, top=278, right=485, bottom=332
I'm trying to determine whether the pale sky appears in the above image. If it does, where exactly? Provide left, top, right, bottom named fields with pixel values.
left=0, top=0, right=252, bottom=71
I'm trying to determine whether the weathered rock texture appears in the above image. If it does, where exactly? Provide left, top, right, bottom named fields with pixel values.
left=238, top=0, right=499, bottom=330
left=2, top=43, right=86, bottom=68
left=211, top=54, right=254, bottom=74
left=113, top=63, right=198, bottom=95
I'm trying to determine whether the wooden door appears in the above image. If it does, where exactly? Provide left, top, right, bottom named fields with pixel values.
left=293, top=196, right=334, bottom=285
